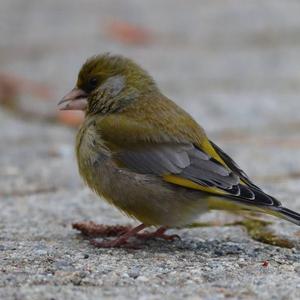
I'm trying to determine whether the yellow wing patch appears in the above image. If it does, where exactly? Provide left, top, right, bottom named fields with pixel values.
left=200, top=139, right=226, bottom=165
left=163, top=139, right=235, bottom=195
left=163, top=174, right=228, bottom=195
left=201, top=140, right=251, bottom=186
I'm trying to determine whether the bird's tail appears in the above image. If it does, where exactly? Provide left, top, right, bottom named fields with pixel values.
left=268, top=206, right=300, bottom=226
left=208, top=198, right=300, bottom=226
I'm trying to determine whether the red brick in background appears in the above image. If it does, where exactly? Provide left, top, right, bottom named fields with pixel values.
left=106, top=20, right=153, bottom=45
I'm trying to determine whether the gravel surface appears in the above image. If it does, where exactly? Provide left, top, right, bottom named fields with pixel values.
left=1, top=1, right=300, bottom=299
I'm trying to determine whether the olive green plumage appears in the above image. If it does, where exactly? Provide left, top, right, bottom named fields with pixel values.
left=67, top=53, right=300, bottom=227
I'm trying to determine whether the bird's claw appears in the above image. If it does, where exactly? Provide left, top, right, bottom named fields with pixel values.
left=136, top=232, right=181, bottom=241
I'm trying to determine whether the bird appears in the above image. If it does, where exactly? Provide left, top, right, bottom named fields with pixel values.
left=58, top=53, right=300, bottom=248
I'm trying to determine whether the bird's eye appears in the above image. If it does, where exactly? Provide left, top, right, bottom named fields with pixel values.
left=89, top=77, right=98, bottom=87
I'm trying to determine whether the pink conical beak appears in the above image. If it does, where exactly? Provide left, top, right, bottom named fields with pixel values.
left=58, top=88, right=88, bottom=111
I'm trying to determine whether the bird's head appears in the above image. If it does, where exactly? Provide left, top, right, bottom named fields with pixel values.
left=59, top=53, right=156, bottom=115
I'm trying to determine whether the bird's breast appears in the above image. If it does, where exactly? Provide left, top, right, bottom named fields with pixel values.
left=76, top=119, right=110, bottom=190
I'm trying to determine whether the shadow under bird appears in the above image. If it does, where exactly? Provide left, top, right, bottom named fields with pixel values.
left=58, top=53, right=300, bottom=248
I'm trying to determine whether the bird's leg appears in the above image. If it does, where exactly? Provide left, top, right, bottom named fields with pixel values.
left=136, top=227, right=181, bottom=241
left=73, top=222, right=180, bottom=247
left=90, top=223, right=146, bottom=248
left=72, top=221, right=133, bottom=237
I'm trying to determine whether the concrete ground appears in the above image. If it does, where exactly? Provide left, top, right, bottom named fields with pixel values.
left=1, top=1, right=300, bottom=299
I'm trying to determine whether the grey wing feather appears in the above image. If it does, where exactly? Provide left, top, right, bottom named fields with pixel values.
left=118, top=144, right=190, bottom=175
left=115, top=142, right=283, bottom=208
left=116, top=143, right=239, bottom=190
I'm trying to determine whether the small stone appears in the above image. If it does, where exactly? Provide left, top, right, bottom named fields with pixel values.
left=34, top=249, right=48, bottom=256
left=136, top=276, right=149, bottom=282
left=128, top=268, right=140, bottom=279
left=121, top=272, right=129, bottom=278
left=53, top=260, right=75, bottom=271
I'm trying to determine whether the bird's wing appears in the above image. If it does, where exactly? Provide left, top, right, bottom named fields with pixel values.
left=112, top=141, right=280, bottom=208
left=116, top=143, right=237, bottom=189
left=95, top=96, right=281, bottom=208
left=209, top=140, right=262, bottom=190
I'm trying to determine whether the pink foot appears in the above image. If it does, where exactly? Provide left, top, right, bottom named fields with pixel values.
left=137, top=227, right=181, bottom=241
left=73, top=222, right=180, bottom=248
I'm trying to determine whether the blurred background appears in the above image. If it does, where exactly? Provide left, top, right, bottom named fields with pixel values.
left=0, top=0, right=300, bottom=197
left=2, top=2, right=300, bottom=298
left=1, top=0, right=300, bottom=203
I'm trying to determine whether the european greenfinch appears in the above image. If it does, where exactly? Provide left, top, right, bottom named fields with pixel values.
left=59, top=53, right=300, bottom=248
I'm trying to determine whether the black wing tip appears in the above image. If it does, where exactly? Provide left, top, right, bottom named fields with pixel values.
left=209, top=140, right=262, bottom=191
left=224, top=184, right=281, bottom=207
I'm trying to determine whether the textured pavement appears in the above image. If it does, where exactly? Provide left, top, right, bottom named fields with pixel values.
left=1, top=1, right=300, bottom=299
